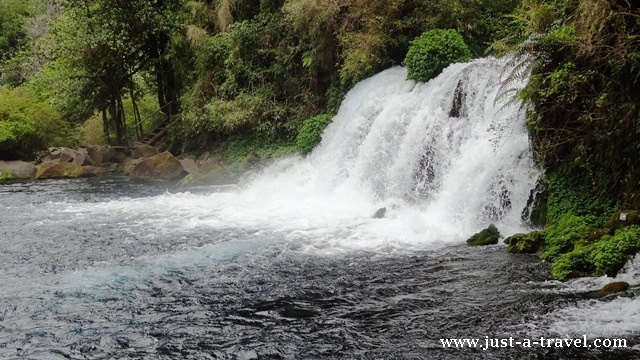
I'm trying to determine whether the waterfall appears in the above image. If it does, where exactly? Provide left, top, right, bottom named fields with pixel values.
left=236, top=57, right=540, bottom=245
left=51, top=57, right=541, bottom=252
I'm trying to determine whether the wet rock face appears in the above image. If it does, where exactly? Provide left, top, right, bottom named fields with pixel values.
left=128, top=151, right=185, bottom=181
left=449, top=80, right=466, bottom=118
left=372, top=207, right=386, bottom=219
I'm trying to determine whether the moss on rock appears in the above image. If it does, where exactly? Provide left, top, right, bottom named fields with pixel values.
left=604, top=210, right=640, bottom=231
left=505, top=231, right=545, bottom=254
left=549, top=225, right=640, bottom=280
left=36, top=162, right=90, bottom=179
left=467, top=224, right=501, bottom=246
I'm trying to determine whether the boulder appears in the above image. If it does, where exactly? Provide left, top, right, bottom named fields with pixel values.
left=504, top=231, right=545, bottom=253
left=36, top=162, right=90, bottom=179
left=372, top=207, right=386, bottom=219
left=179, top=158, right=197, bottom=174
left=600, top=281, right=630, bottom=296
left=0, top=160, right=36, bottom=179
left=130, top=142, right=159, bottom=159
left=72, top=148, right=94, bottom=166
left=467, top=224, right=501, bottom=246
left=43, top=147, right=77, bottom=163
left=86, top=145, right=117, bottom=165
left=123, top=158, right=143, bottom=176
left=128, top=151, right=185, bottom=181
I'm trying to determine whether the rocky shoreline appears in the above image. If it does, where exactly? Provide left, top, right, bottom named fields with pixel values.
left=0, top=143, right=237, bottom=184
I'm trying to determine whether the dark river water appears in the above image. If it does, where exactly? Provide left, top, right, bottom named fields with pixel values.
left=0, top=176, right=639, bottom=359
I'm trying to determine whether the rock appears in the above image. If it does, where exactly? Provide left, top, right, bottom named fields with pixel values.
left=72, top=148, right=94, bottom=166
left=197, top=152, right=225, bottom=172
left=128, top=151, right=185, bottom=181
left=0, top=160, right=36, bottom=179
left=604, top=210, right=640, bottom=231
left=130, top=142, right=159, bottom=159
left=179, top=158, right=197, bottom=174
left=600, top=281, right=629, bottom=296
left=82, top=166, right=114, bottom=177
left=467, top=224, right=501, bottom=246
left=123, top=158, right=143, bottom=176
left=372, top=207, right=386, bottom=219
left=86, top=145, right=117, bottom=165
left=36, top=162, right=90, bottom=179
left=45, top=147, right=77, bottom=163
left=505, top=231, right=545, bottom=253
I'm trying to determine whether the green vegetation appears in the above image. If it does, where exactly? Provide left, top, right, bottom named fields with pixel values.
left=403, top=29, right=472, bottom=82
left=504, top=231, right=544, bottom=254
left=0, top=86, right=74, bottom=159
left=496, top=0, right=640, bottom=280
left=295, top=114, right=333, bottom=154
left=0, top=169, right=13, bottom=180
left=467, top=224, right=501, bottom=246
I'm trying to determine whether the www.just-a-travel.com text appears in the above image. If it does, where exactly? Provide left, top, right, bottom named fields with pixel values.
left=440, top=336, right=627, bottom=350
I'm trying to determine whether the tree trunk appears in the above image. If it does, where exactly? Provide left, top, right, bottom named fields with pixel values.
left=102, top=108, right=110, bottom=143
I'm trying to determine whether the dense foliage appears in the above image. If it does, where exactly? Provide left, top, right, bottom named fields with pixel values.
left=500, top=0, right=640, bottom=279
left=0, top=86, right=73, bottom=159
left=403, top=29, right=472, bottom=82
left=295, top=114, right=333, bottom=154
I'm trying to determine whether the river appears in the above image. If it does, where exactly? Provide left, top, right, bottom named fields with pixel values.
left=1, top=58, right=639, bottom=359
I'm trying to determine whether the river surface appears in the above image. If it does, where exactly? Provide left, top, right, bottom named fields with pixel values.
left=0, top=176, right=639, bottom=359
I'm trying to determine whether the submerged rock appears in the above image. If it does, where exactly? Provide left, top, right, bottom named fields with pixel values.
left=128, top=151, right=185, bottom=181
left=467, top=224, right=501, bottom=246
left=599, top=281, right=630, bottom=296
left=504, top=231, right=545, bottom=254
left=372, top=207, right=386, bottom=219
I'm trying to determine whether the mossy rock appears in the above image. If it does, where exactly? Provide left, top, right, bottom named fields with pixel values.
left=604, top=210, right=640, bottom=231
left=505, top=231, right=545, bottom=254
left=128, top=151, right=185, bottom=181
left=467, top=224, right=501, bottom=246
left=36, top=162, right=90, bottom=179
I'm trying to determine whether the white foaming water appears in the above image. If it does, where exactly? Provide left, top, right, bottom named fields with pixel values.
left=542, top=258, right=640, bottom=339
left=59, top=57, right=539, bottom=253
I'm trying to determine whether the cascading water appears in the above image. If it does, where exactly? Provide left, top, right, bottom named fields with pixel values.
left=231, top=56, right=539, bottom=247
left=2, top=58, right=639, bottom=359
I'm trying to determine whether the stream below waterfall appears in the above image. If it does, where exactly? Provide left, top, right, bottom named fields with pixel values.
left=1, top=58, right=640, bottom=359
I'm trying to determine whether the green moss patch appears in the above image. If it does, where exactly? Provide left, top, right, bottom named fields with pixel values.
left=467, top=224, right=501, bottom=246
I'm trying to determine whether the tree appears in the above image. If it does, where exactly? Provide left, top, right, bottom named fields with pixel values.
left=51, top=0, right=185, bottom=144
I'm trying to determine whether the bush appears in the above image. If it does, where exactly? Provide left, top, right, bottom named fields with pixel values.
left=295, top=114, right=332, bottom=154
left=550, top=226, right=640, bottom=280
left=0, top=86, right=74, bottom=159
left=403, top=29, right=472, bottom=82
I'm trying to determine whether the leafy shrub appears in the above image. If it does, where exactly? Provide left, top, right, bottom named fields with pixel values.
left=550, top=226, right=640, bottom=280
left=295, top=114, right=332, bottom=154
left=0, top=86, right=74, bottom=159
left=541, top=214, right=590, bottom=262
left=224, top=137, right=296, bottom=165
left=403, top=29, right=472, bottom=82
